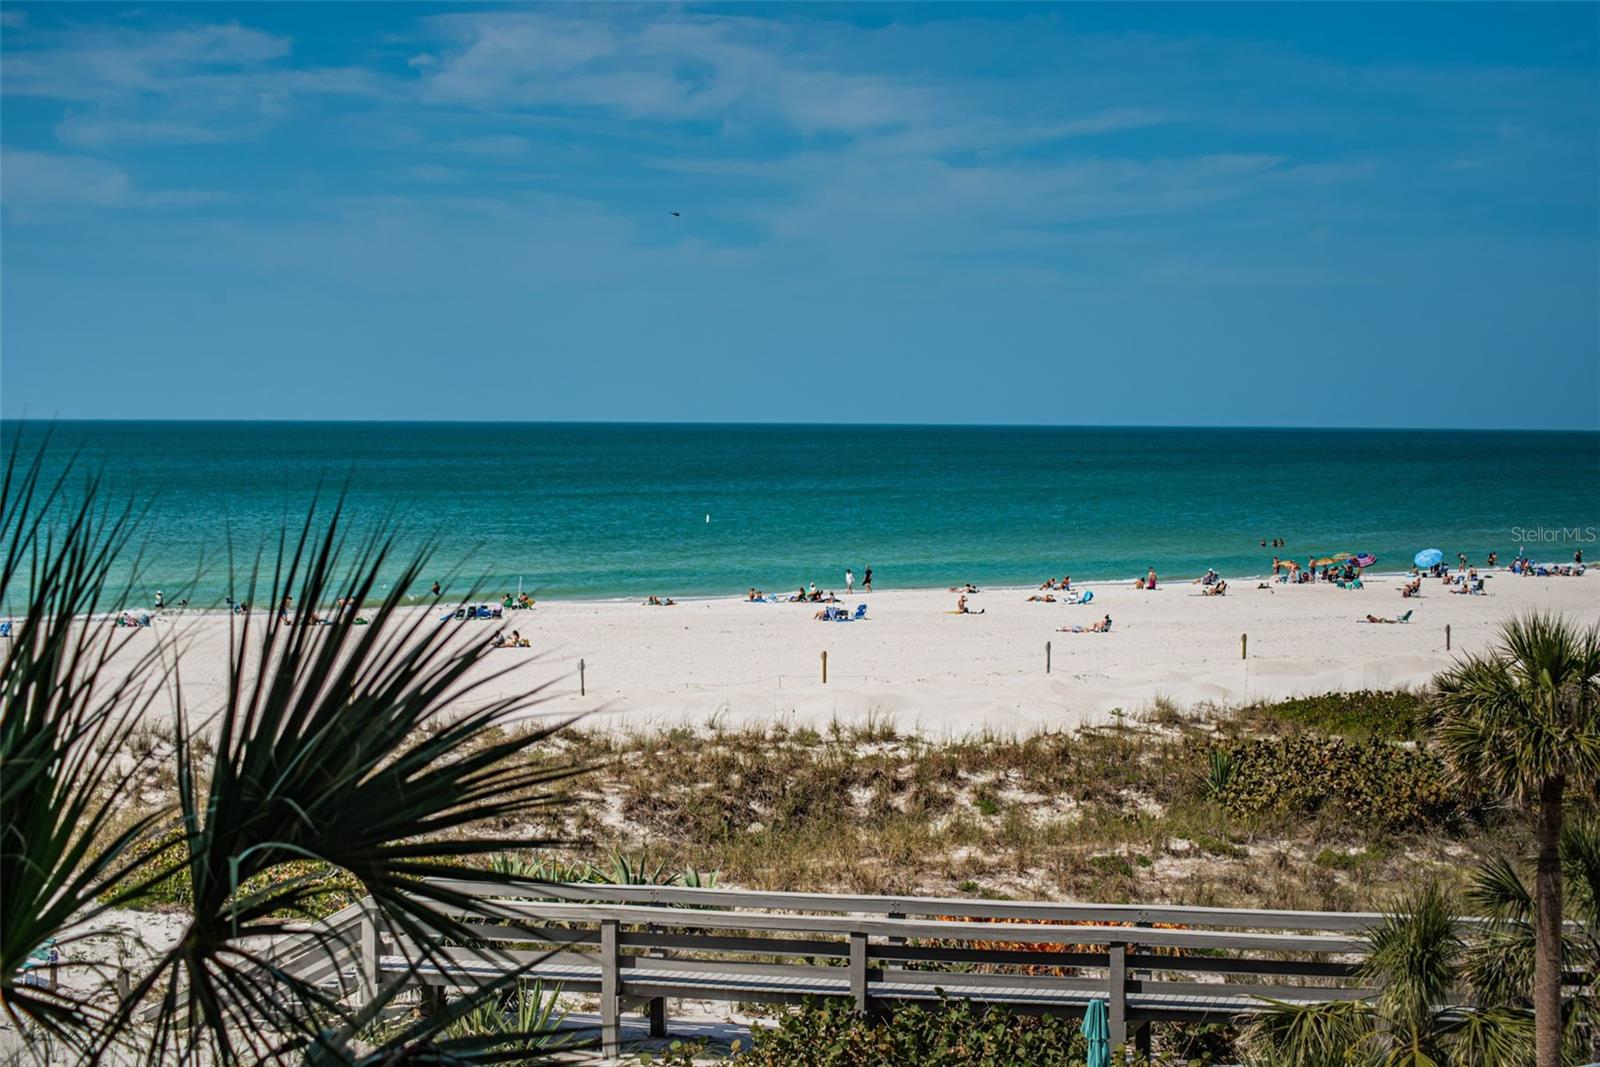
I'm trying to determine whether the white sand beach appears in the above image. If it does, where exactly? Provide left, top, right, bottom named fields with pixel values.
left=102, top=570, right=1598, bottom=737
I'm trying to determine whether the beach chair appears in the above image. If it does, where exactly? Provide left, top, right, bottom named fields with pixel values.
left=492, top=606, right=504, bottom=619
left=1397, top=610, right=1413, bottom=623
left=852, top=604, right=868, bottom=620
left=0, top=621, right=11, bottom=639
left=1080, top=590, right=1094, bottom=605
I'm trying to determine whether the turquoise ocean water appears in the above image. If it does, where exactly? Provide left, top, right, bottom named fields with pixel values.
left=3, top=422, right=1597, bottom=607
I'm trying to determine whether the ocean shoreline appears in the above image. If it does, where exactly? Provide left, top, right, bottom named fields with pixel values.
left=68, top=565, right=1574, bottom=621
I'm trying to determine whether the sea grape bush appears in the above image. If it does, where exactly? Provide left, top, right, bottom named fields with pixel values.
left=1210, top=736, right=1461, bottom=829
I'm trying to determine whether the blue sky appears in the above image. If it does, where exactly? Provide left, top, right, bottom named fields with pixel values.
left=2, top=2, right=1596, bottom=429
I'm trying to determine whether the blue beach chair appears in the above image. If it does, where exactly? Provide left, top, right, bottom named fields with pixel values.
left=0, top=620, right=11, bottom=639
left=852, top=604, right=868, bottom=620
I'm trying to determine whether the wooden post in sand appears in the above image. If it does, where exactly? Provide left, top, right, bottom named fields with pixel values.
left=1046, top=641, right=1052, bottom=674
left=1241, top=633, right=1248, bottom=660
left=579, top=658, right=586, bottom=696
left=1445, top=625, right=1451, bottom=652
left=821, top=650, right=828, bottom=684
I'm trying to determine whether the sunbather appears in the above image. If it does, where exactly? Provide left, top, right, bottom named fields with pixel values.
left=954, top=595, right=985, bottom=615
left=1058, top=614, right=1112, bottom=633
left=1026, top=594, right=1056, bottom=603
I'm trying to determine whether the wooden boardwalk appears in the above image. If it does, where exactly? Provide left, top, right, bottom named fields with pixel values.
left=275, top=881, right=1405, bottom=1060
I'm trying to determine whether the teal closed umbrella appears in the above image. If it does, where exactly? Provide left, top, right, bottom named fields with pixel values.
left=1080, top=997, right=1110, bottom=1067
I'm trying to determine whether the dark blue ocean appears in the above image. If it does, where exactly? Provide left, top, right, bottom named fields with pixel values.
left=4, top=422, right=1597, bottom=606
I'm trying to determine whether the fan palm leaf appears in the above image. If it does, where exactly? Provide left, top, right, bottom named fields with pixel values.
left=0, top=436, right=185, bottom=1046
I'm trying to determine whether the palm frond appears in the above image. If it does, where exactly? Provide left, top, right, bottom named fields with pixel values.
left=1362, top=882, right=1463, bottom=1031
left=102, top=498, right=589, bottom=1060
left=0, top=436, right=183, bottom=1044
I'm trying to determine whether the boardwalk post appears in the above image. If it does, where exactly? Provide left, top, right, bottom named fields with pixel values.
left=1445, top=624, right=1451, bottom=651
left=600, top=919, right=621, bottom=1060
left=580, top=658, right=586, bottom=697
left=1241, top=633, right=1248, bottom=660
left=1046, top=640, right=1052, bottom=674
left=648, top=995, right=667, bottom=1039
left=885, top=910, right=906, bottom=973
left=849, top=930, right=868, bottom=1013
left=1108, top=940, right=1129, bottom=1049
left=822, top=650, right=828, bottom=685
left=358, top=901, right=380, bottom=1003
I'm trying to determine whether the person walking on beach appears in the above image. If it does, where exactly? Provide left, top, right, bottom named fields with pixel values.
left=431, top=581, right=441, bottom=597
left=864, top=566, right=872, bottom=592
left=845, top=568, right=855, bottom=595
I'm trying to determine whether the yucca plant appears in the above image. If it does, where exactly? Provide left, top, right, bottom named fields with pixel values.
left=1, top=437, right=594, bottom=1063
left=1433, top=612, right=1600, bottom=1067
left=1247, top=882, right=1533, bottom=1067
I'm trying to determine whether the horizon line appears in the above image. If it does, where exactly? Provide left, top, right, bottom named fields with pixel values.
left=2, top=416, right=1597, bottom=435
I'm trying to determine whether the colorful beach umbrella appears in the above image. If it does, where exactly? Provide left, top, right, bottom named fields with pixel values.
left=1080, top=998, right=1111, bottom=1067
left=1415, top=548, right=1444, bottom=569
left=1313, top=557, right=1336, bottom=567
left=1330, top=553, right=1354, bottom=562
left=1355, top=553, right=1377, bottom=568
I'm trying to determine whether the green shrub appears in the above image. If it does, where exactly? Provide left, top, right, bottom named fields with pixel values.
left=104, top=830, right=364, bottom=918
left=1245, top=690, right=1429, bottom=740
left=729, top=997, right=1089, bottom=1066
left=1211, top=736, right=1459, bottom=829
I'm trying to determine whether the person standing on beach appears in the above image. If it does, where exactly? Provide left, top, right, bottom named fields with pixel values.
left=845, top=568, right=855, bottom=594
left=864, top=566, right=872, bottom=592
left=431, top=581, right=441, bottom=597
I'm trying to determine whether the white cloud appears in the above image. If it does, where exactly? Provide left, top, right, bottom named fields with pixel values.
left=1, top=149, right=131, bottom=207
left=3, top=21, right=384, bottom=148
left=0, top=148, right=224, bottom=215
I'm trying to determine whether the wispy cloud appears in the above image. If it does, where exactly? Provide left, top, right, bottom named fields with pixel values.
left=0, top=147, right=224, bottom=216
left=4, top=20, right=384, bottom=149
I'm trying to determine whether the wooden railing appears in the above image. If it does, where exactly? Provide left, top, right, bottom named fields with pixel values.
left=269, top=882, right=1415, bottom=1060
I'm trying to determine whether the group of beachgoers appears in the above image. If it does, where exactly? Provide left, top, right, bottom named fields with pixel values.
left=748, top=583, right=841, bottom=604
left=1193, top=569, right=1227, bottom=596
left=1508, top=549, right=1585, bottom=577
left=1271, top=558, right=1364, bottom=585
left=644, top=595, right=677, bottom=606
left=489, top=630, right=529, bottom=648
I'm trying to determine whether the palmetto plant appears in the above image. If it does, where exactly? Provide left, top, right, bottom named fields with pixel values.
left=1464, top=817, right=1600, bottom=1062
left=1, top=439, right=591, bottom=1063
left=1247, top=883, right=1534, bottom=1067
left=1433, top=612, right=1600, bottom=1067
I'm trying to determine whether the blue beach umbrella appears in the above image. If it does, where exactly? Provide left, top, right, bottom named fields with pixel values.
left=1080, top=997, right=1110, bottom=1067
left=1414, top=548, right=1444, bottom=569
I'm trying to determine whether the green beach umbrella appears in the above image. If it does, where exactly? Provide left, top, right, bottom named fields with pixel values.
left=1080, top=997, right=1110, bottom=1067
